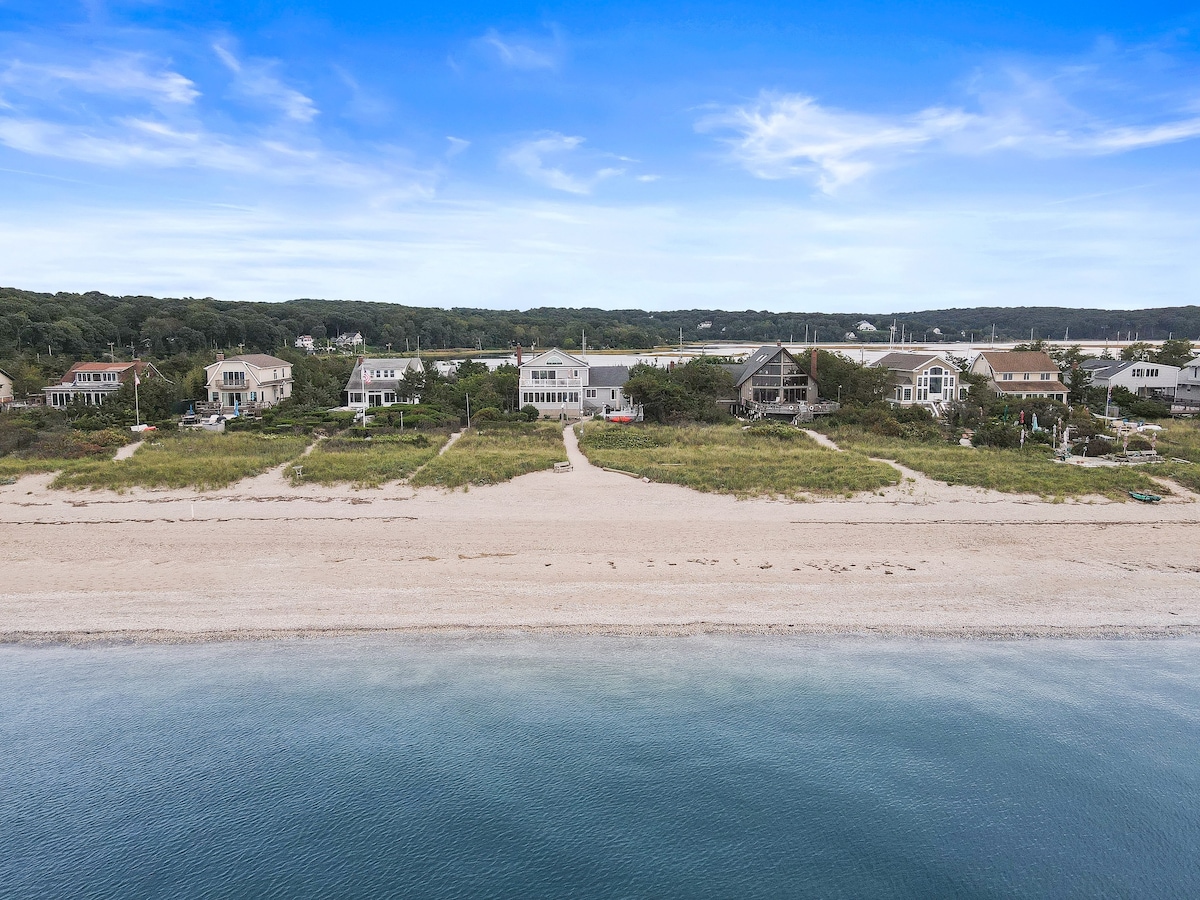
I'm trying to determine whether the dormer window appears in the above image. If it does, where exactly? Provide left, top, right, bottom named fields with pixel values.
left=1002, top=373, right=1013, bottom=380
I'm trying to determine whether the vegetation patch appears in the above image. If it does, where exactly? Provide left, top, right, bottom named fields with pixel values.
left=290, top=432, right=448, bottom=488
left=825, top=426, right=1164, bottom=499
left=577, top=423, right=899, bottom=497
left=51, top=431, right=310, bottom=491
left=410, top=422, right=566, bottom=489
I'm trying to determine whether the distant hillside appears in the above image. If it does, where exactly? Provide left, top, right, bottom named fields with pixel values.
left=1, top=287, right=1197, bottom=360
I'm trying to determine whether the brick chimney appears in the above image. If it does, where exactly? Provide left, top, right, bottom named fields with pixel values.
left=811, top=347, right=819, bottom=378
left=516, top=344, right=523, bottom=367
left=216, top=351, right=224, bottom=362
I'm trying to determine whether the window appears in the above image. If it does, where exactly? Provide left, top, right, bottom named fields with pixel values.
left=532, top=370, right=558, bottom=381
left=929, top=367, right=943, bottom=376
left=1040, top=373, right=1051, bottom=380
left=586, top=389, right=596, bottom=398
left=1002, top=373, right=1013, bottom=380
left=249, top=392, right=257, bottom=401
left=928, top=376, right=942, bottom=395
left=1023, top=373, right=1030, bottom=380
left=610, top=390, right=616, bottom=400
left=903, top=388, right=912, bottom=401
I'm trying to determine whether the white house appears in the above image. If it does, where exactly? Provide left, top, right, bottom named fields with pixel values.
left=203, top=353, right=292, bottom=414
left=517, top=348, right=632, bottom=418
left=1080, top=359, right=1180, bottom=399
left=345, top=357, right=425, bottom=411
left=1174, top=357, right=1200, bottom=409
left=970, top=351, right=1067, bottom=403
left=0, top=367, right=14, bottom=408
left=855, top=320, right=878, bottom=332
left=874, top=352, right=963, bottom=409
left=294, top=335, right=316, bottom=353
left=43, top=361, right=150, bottom=409
left=332, top=332, right=364, bottom=351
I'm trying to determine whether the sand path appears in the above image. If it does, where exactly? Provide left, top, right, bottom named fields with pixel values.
left=2, top=426, right=1199, bottom=643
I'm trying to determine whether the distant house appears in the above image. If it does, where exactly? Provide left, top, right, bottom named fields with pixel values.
left=1080, top=359, right=1179, bottom=399
left=0, top=367, right=13, bottom=408
left=697, top=321, right=713, bottom=330
left=517, top=348, right=633, bottom=418
left=855, top=320, right=878, bottom=332
left=203, top=353, right=293, bottom=414
left=294, top=335, right=316, bottom=353
left=970, top=351, right=1067, bottom=402
left=874, top=352, right=964, bottom=409
left=43, top=361, right=150, bottom=409
left=346, top=357, right=425, bottom=411
left=332, top=332, right=364, bottom=351
left=722, top=345, right=827, bottom=420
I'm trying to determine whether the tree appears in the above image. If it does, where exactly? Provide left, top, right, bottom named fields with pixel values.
left=1154, top=338, right=1195, bottom=368
left=1120, top=342, right=1154, bottom=362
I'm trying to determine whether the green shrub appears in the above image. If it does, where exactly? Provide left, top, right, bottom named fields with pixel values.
left=520, top=404, right=539, bottom=421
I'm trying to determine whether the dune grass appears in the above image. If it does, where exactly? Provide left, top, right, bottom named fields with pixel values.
left=51, top=431, right=311, bottom=491
left=577, top=422, right=900, bottom=498
left=824, top=426, right=1164, bottom=499
left=410, top=422, right=566, bottom=489
left=289, top=432, right=449, bottom=488
left=0, top=457, right=80, bottom=480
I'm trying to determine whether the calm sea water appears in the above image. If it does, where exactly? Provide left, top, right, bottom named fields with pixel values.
left=1, top=637, right=1198, bottom=899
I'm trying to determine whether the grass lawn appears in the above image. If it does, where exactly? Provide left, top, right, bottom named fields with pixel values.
left=51, top=431, right=311, bottom=491
left=824, top=426, right=1165, bottom=499
left=410, top=422, right=566, bottom=489
left=577, top=422, right=899, bottom=498
left=290, top=432, right=449, bottom=488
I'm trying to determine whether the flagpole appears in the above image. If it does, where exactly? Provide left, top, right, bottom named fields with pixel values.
left=134, top=367, right=141, bottom=427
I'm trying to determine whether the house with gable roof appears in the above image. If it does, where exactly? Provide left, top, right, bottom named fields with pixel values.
left=873, top=351, right=965, bottom=411
left=345, top=357, right=426, bottom=412
left=517, top=348, right=634, bottom=418
left=970, top=351, right=1067, bottom=403
left=722, top=345, right=831, bottom=421
left=202, top=353, right=293, bottom=415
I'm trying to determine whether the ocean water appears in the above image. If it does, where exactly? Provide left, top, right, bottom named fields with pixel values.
left=1, top=637, right=1198, bottom=899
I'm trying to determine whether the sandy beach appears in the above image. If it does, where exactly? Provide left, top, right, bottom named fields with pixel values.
left=3, top=426, right=1198, bottom=643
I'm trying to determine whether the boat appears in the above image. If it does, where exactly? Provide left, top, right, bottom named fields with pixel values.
left=1128, top=491, right=1162, bottom=503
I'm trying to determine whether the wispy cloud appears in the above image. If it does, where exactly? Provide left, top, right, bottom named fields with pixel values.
left=213, top=43, right=317, bottom=123
left=0, top=56, right=199, bottom=105
left=473, top=28, right=560, bottom=70
left=446, top=136, right=470, bottom=157
left=504, top=133, right=623, bottom=194
left=702, top=74, right=1200, bottom=192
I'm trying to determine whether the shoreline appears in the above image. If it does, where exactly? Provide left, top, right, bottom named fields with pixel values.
left=4, top=622, right=1200, bottom=647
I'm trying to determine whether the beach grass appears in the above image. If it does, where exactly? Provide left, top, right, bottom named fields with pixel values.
left=410, top=422, right=566, bottom=489
left=824, top=426, right=1164, bottom=499
left=0, top=457, right=81, bottom=480
left=577, top=422, right=899, bottom=497
left=289, top=432, right=449, bottom=488
left=51, top=431, right=311, bottom=491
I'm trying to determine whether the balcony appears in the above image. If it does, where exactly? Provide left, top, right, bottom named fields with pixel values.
left=519, top=378, right=584, bottom=390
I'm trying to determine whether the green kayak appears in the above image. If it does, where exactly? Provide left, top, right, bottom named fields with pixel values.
left=1129, top=491, right=1162, bottom=503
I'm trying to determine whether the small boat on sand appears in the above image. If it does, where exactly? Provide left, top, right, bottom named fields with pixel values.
left=1129, top=490, right=1162, bottom=503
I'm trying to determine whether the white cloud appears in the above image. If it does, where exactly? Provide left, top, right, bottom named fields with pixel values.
left=702, top=86, right=1200, bottom=192
left=474, top=29, right=559, bottom=70
left=0, top=56, right=199, bottom=105
left=213, top=43, right=317, bottom=123
left=446, top=136, right=471, bottom=157
left=504, top=133, right=623, bottom=194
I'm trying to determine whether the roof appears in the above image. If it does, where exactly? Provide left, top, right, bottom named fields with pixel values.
left=588, top=365, right=629, bottom=388
left=729, top=346, right=813, bottom=387
left=873, top=352, right=956, bottom=373
left=520, top=348, right=587, bottom=369
left=346, top=357, right=423, bottom=391
left=977, top=351, right=1060, bottom=374
left=65, top=361, right=140, bottom=373
left=227, top=354, right=290, bottom=368
left=994, top=380, right=1068, bottom=395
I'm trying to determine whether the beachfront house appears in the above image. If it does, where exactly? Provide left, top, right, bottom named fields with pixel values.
left=43, top=360, right=151, bottom=409
left=0, top=367, right=14, bottom=408
left=1080, top=359, right=1180, bottom=400
left=1175, top=357, right=1200, bottom=410
left=346, top=357, right=426, bottom=413
left=516, top=348, right=633, bottom=419
left=874, top=352, right=964, bottom=411
left=202, top=353, right=292, bottom=415
left=970, top=351, right=1067, bottom=403
left=723, top=345, right=826, bottom=421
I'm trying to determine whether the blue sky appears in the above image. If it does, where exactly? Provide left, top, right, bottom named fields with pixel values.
left=1, top=0, right=1198, bottom=311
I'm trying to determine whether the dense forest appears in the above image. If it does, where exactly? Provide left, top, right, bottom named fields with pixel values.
left=2, top=287, right=1199, bottom=363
